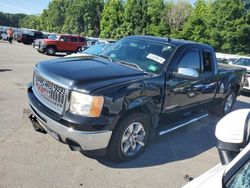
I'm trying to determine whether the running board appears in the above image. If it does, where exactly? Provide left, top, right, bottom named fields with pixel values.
left=158, top=113, right=209, bottom=136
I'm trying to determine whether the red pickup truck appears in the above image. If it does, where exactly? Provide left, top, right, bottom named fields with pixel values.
left=33, top=34, right=87, bottom=55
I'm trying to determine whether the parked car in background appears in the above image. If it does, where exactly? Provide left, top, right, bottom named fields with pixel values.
left=217, top=58, right=228, bottom=64
left=86, top=37, right=99, bottom=47
left=227, top=58, right=238, bottom=65
left=96, top=39, right=116, bottom=44
left=183, top=109, right=250, bottom=188
left=27, top=36, right=247, bottom=162
left=81, top=43, right=111, bottom=55
left=0, top=30, right=8, bottom=41
left=232, top=57, right=250, bottom=92
left=33, top=34, right=87, bottom=55
left=66, top=43, right=111, bottom=58
left=17, top=30, right=47, bottom=45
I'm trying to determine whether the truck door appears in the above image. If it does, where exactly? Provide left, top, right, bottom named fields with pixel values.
left=162, top=45, right=216, bottom=115
left=69, top=36, right=78, bottom=51
left=58, top=35, right=70, bottom=51
left=196, top=48, right=218, bottom=108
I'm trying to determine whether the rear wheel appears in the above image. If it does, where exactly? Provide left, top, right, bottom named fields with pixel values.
left=107, top=112, right=150, bottom=162
left=46, top=46, right=56, bottom=55
left=214, top=90, right=236, bottom=116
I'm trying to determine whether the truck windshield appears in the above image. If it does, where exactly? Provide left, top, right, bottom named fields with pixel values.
left=100, top=38, right=176, bottom=74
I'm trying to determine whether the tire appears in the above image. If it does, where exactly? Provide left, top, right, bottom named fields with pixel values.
left=75, top=47, right=82, bottom=53
left=46, top=46, right=56, bottom=55
left=107, top=112, right=151, bottom=162
left=213, top=90, right=236, bottom=117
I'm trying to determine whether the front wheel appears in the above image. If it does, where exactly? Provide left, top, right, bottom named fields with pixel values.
left=107, top=112, right=150, bottom=162
left=46, top=46, right=56, bottom=55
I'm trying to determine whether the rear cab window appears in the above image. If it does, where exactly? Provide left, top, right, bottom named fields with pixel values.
left=201, top=49, right=214, bottom=74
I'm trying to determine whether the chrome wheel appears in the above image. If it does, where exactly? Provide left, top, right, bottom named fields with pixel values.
left=47, top=47, right=55, bottom=55
left=224, top=94, right=234, bottom=113
left=121, top=122, right=146, bottom=157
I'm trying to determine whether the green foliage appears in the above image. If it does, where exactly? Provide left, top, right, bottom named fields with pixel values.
left=100, top=0, right=123, bottom=39
left=0, top=12, right=26, bottom=27
left=62, top=0, right=104, bottom=37
left=1, top=0, right=250, bottom=54
left=208, top=0, right=250, bottom=54
left=180, top=0, right=212, bottom=43
left=39, top=0, right=70, bottom=33
left=19, top=15, right=40, bottom=30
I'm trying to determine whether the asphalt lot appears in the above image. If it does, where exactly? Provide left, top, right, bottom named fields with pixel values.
left=0, top=41, right=249, bottom=188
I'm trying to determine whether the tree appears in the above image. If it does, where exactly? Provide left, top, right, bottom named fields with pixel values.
left=145, top=0, right=167, bottom=36
left=208, top=0, right=250, bottom=54
left=0, top=12, right=26, bottom=27
left=180, top=0, right=212, bottom=43
left=162, top=0, right=192, bottom=36
left=121, top=0, right=149, bottom=36
left=39, top=0, right=70, bottom=33
left=62, top=0, right=103, bottom=37
left=19, top=15, right=40, bottom=30
left=100, top=0, right=123, bottom=39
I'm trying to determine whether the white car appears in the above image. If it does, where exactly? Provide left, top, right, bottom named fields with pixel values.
left=232, top=57, right=250, bottom=92
left=183, top=109, right=250, bottom=188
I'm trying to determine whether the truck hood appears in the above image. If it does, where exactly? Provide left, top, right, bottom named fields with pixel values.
left=36, top=56, right=146, bottom=93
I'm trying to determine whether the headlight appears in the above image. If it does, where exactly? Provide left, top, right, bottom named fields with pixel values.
left=70, top=91, right=104, bottom=117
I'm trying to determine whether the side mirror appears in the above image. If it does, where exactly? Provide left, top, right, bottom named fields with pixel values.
left=215, top=109, right=250, bottom=164
left=60, top=38, right=64, bottom=42
left=172, top=67, right=199, bottom=80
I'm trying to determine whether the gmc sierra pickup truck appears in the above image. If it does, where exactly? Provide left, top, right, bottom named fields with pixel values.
left=27, top=36, right=247, bottom=162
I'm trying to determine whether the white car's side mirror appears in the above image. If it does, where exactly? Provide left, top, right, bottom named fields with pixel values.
left=215, top=109, right=250, bottom=164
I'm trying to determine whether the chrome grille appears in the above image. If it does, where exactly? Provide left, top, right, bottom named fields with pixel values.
left=33, top=71, right=67, bottom=114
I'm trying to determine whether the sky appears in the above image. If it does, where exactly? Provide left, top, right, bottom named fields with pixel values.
left=0, top=0, right=51, bottom=15
left=0, top=0, right=197, bottom=15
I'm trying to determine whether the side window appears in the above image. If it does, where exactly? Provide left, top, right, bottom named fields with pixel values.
left=177, top=50, right=201, bottom=73
left=245, top=59, right=250, bottom=66
left=79, top=37, right=86, bottom=42
left=60, top=36, right=69, bottom=42
left=71, top=37, right=78, bottom=42
left=226, top=161, right=250, bottom=188
left=202, top=50, right=213, bottom=73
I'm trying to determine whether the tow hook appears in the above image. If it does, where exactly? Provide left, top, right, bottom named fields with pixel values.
left=29, top=114, right=47, bottom=134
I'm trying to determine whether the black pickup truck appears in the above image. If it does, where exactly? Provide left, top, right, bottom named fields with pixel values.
left=27, top=36, right=247, bottom=162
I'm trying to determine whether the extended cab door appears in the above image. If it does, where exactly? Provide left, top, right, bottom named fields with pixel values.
left=163, top=45, right=217, bottom=115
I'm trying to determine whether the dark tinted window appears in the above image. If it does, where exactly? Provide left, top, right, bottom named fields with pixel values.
left=178, top=50, right=201, bottom=72
left=202, top=51, right=213, bottom=72
left=60, top=36, right=69, bottom=42
left=71, top=37, right=78, bottom=42
left=79, top=37, right=86, bottom=42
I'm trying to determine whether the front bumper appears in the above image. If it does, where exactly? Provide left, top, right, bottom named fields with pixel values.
left=28, top=93, right=112, bottom=152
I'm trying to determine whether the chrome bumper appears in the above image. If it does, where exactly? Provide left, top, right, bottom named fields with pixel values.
left=29, top=100, right=112, bottom=151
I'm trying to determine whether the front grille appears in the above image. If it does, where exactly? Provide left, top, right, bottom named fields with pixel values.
left=33, top=71, right=67, bottom=114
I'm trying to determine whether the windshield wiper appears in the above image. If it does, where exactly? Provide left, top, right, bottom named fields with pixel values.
left=117, top=61, right=143, bottom=72
left=99, top=54, right=113, bottom=62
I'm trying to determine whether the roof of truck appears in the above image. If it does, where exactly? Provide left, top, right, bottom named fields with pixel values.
left=126, top=35, right=212, bottom=49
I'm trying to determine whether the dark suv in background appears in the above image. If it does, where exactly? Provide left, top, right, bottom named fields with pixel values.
left=17, top=31, right=47, bottom=45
